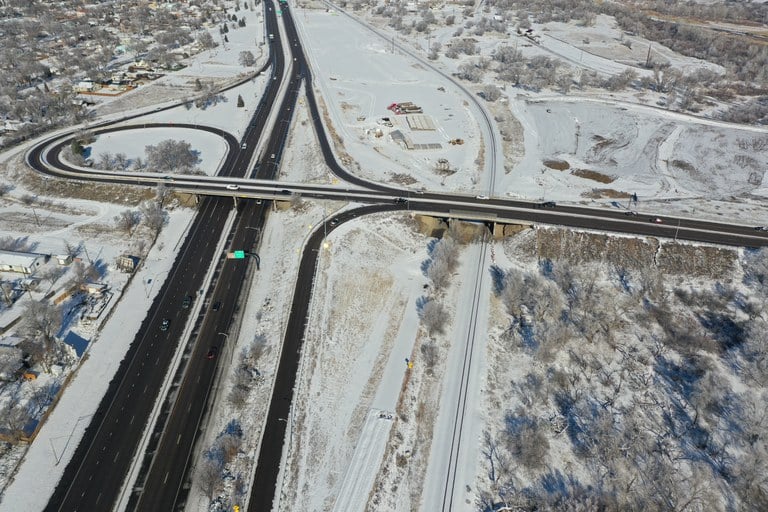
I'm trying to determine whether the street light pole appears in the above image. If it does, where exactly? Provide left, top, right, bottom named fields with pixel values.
left=218, top=332, right=232, bottom=363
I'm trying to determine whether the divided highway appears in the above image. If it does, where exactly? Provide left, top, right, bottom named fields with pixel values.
left=21, top=2, right=768, bottom=512
left=40, top=1, right=287, bottom=510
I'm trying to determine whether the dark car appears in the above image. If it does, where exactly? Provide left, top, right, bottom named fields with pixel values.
left=160, top=318, right=170, bottom=331
left=624, top=210, right=638, bottom=216
left=206, top=346, right=219, bottom=360
left=542, top=201, right=556, bottom=208
left=182, top=295, right=193, bottom=309
left=212, top=301, right=222, bottom=311
left=394, top=197, right=407, bottom=204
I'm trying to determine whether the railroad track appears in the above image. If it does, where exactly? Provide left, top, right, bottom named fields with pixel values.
left=440, top=234, right=490, bottom=511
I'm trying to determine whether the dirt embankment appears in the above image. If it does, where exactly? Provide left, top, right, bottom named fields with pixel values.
left=534, top=228, right=737, bottom=278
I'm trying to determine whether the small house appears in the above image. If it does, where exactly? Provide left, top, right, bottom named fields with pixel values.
left=0, top=250, right=49, bottom=275
left=117, top=254, right=140, bottom=273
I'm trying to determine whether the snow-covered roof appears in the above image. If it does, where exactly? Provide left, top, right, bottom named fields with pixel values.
left=0, top=250, right=47, bottom=267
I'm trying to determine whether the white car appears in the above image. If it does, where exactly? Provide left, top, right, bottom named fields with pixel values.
left=226, top=184, right=239, bottom=191
left=476, top=194, right=489, bottom=200
left=241, top=143, right=247, bottom=149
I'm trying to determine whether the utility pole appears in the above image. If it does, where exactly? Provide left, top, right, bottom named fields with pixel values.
left=30, top=206, right=41, bottom=227
left=645, top=43, right=652, bottom=68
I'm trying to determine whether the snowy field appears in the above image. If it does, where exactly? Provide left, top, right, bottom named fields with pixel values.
left=1, top=0, right=767, bottom=511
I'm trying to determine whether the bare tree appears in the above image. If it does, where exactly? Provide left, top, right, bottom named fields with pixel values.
left=97, top=152, right=115, bottom=170
left=1, top=281, right=14, bottom=306
left=197, top=457, right=221, bottom=501
left=238, top=50, right=255, bottom=67
left=144, top=140, right=200, bottom=174
left=427, top=257, right=450, bottom=291
left=456, top=62, right=483, bottom=82
left=420, top=341, right=439, bottom=370
left=63, top=240, right=80, bottom=260
left=1, top=395, right=29, bottom=442
left=154, top=183, right=172, bottom=208
left=113, top=153, right=130, bottom=171
left=70, top=260, right=98, bottom=290
left=217, top=434, right=242, bottom=464
left=419, top=299, right=448, bottom=335
left=20, top=300, right=62, bottom=372
left=114, top=209, right=140, bottom=236
left=140, top=201, right=165, bottom=237
left=480, top=84, right=501, bottom=101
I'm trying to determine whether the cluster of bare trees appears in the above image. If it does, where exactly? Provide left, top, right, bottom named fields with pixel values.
left=91, top=138, right=201, bottom=175
left=113, top=189, right=168, bottom=239
left=418, top=234, right=460, bottom=340
left=477, top=251, right=768, bottom=511
left=370, top=0, right=766, bottom=116
left=145, top=139, right=201, bottom=174
left=197, top=420, right=246, bottom=505
left=228, top=335, right=266, bottom=408
left=198, top=334, right=265, bottom=503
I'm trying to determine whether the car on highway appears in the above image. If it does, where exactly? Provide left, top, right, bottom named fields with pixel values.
left=241, top=142, right=247, bottom=149
left=182, top=295, right=193, bottom=309
left=394, top=197, right=407, bottom=204
left=754, top=226, right=768, bottom=231
left=650, top=217, right=663, bottom=224
left=212, top=301, right=222, bottom=311
left=329, top=218, right=339, bottom=226
left=280, top=189, right=291, bottom=195
left=542, top=201, right=556, bottom=207
left=160, top=318, right=170, bottom=331
left=206, top=346, right=219, bottom=360
left=475, top=195, right=489, bottom=200
left=270, top=153, right=276, bottom=159
left=226, top=184, right=240, bottom=191
left=624, top=210, right=638, bottom=216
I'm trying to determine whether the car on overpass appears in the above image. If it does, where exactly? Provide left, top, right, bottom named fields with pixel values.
left=226, top=184, right=240, bottom=191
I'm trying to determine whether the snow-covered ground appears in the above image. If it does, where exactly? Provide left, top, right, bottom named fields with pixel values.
left=0, top=2, right=268, bottom=508
left=2, top=0, right=768, bottom=511
left=298, top=2, right=768, bottom=223
left=0, top=202, right=195, bottom=511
